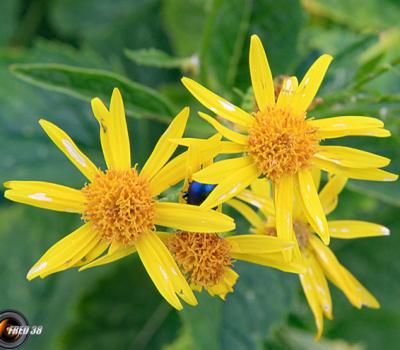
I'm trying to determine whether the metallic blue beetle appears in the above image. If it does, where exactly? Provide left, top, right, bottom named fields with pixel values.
left=183, top=181, right=217, bottom=205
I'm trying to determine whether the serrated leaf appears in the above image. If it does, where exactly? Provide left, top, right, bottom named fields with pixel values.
left=10, top=63, right=176, bottom=123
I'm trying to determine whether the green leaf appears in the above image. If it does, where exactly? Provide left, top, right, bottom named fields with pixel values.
left=181, top=263, right=297, bottom=350
left=10, top=63, right=176, bottom=123
left=0, top=48, right=102, bottom=185
left=60, top=256, right=181, bottom=350
left=163, top=0, right=305, bottom=92
left=302, top=0, right=400, bottom=33
left=124, top=48, right=193, bottom=69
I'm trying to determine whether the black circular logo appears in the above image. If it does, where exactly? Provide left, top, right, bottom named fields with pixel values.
left=0, top=310, right=29, bottom=349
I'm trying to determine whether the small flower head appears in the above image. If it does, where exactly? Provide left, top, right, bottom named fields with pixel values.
left=230, top=175, right=387, bottom=339
left=167, top=232, right=234, bottom=294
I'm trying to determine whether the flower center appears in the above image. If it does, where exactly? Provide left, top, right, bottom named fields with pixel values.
left=82, top=168, right=155, bottom=245
left=167, top=232, right=232, bottom=288
left=293, top=221, right=310, bottom=250
left=247, top=105, right=319, bottom=181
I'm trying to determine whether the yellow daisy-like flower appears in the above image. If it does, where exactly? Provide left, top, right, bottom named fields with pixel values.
left=4, top=88, right=236, bottom=310
left=157, top=136, right=301, bottom=300
left=182, top=34, right=397, bottom=246
left=229, top=175, right=387, bottom=339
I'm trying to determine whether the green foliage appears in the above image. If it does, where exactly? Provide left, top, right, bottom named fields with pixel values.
left=0, top=206, right=106, bottom=350
left=10, top=64, right=176, bottom=122
left=60, top=257, right=181, bottom=350
left=267, top=326, right=363, bottom=350
left=181, top=264, right=297, bottom=350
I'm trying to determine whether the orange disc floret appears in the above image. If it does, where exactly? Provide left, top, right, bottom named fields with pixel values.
left=167, top=232, right=232, bottom=288
left=82, top=168, right=155, bottom=244
left=247, top=105, right=320, bottom=181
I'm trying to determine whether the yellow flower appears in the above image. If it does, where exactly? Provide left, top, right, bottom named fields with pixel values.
left=4, top=88, right=236, bottom=310
left=228, top=175, right=387, bottom=339
left=182, top=34, right=397, bottom=246
left=159, top=230, right=296, bottom=300
left=158, top=136, right=301, bottom=300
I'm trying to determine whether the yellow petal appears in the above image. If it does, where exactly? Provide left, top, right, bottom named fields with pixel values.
left=220, top=141, right=246, bottom=154
left=297, top=170, right=330, bottom=244
left=136, top=232, right=197, bottom=309
left=316, top=146, right=391, bottom=169
left=233, top=252, right=305, bottom=274
left=149, top=152, right=188, bottom=196
left=311, top=167, right=321, bottom=190
left=225, top=199, right=265, bottom=229
left=318, top=174, right=347, bottom=215
left=308, top=116, right=389, bottom=139
left=277, top=76, right=298, bottom=107
left=108, top=88, right=131, bottom=170
left=274, top=176, right=294, bottom=242
left=80, top=244, right=137, bottom=271
left=291, top=54, right=333, bottom=114
left=169, top=134, right=222, bottom=151
left=74, top=240, right=109, bottom=267
left=4, top=181, right=84, bottom=213
left=313, top=158, right=398, bottom=181
left=181, top=77, right=254, bottom=127
left=27, top=223, right=98, bottom=280
left=340, top=265, right=379, bottom=308
left=193, top=156, right=254, bottom=184
left=227, top=234, right=293, bottom=254
left=91, top=97, right=113, bottom=168
left=318, top=128, right=390, bottom=139
left=39, top=119, right=99, bottom=180
left=199, top=163, right=261, bottom=209
left=329, top=220, right=390, bottom=239
left=306, top=253, right=332, bottom=319
left=237, top=190, right=275, bottom=216
left=249, top=34, right=275, bottom=111
left=207, top=268, right=238, bottom=300
left=155, top=202, right=235, bottom=232
left=251, top=178, right=271, bottom=197
left=299, top=273, right=324, bottom=340
left=41, top=235, right=101, bottom=278
left=198, top=112, right=248, bottom=144
left=309, top=235, right=360, bottom=308
left=141, top=107, right=189, bottom=180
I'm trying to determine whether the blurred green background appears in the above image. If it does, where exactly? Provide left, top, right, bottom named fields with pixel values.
left=0, top=0, right=399, bottom=349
